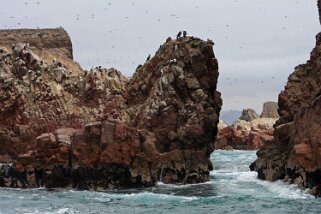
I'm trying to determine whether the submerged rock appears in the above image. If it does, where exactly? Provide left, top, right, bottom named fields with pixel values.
left=0, top=29, right=221, bottom=189
left=251, top=2, right=321, bottom=197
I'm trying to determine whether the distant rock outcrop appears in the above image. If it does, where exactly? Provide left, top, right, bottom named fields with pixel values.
left=215, top=118, right=276, bottom=150
left=239, top=108, right=259, bottom=122
left=250, top=2, right=321, bottom=196
left=0, top=29, right=221, bottom=189
left=216, top=103, right=278, bottom=150
left=260, top=101, right=278, bottom=118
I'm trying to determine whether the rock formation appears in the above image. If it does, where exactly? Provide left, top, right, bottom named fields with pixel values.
left=0, top=29, right=221, bottom=189
left=239, top=108, right=259, bottom=122
left=0, top=28, right=125, bottom=162
left=250, top=2, right=321, bottom=196
left=215, top=117, right=276, bottom=150
left=260, top=101, right=278, bottom=118
left=216, top=102, right=278, bottom=150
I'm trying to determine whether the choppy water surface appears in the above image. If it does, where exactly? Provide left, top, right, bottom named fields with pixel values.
left=1, top=150, right=321, bottom=214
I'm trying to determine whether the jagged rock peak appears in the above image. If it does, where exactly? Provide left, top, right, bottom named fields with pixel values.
left=239, top=108, right=259, bottom=122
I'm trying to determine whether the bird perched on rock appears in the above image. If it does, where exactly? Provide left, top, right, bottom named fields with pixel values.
left=207, top=39, right=215, bottom=45
left=169, top=58, right=177, bottom=67
left=146, top=54, right=151, bottom=61
left=176, top=31, right=182, bottom=39
left=136, top=64, right=142, bottom=71
left=183, top=31, right=187, bottom=37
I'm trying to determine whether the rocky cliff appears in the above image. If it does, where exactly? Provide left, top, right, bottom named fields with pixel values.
left=250, top=2, right=321, bottom=196
left=0, top=28, right=125, bottom=162
left=0, top=28, right=80, bottom=72
left=0, top=30, right=221, bottom=189
left=260, top=101, right=278, bottom=118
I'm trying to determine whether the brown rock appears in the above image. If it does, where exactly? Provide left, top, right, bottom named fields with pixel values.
left=260, top=101, right=279, bottom=118
left=239, top=108, right=259, bottom=122
left=251, top=4, right=321, bottom=196
left=0, top=32, right=221, bottom=190
left=216, top=118, right=276, bottom=150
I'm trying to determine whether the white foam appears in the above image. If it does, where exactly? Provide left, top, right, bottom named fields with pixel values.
left=55, top=208, right=74, bottom=214
left=156, top=181, right=213, bottom=188
left=259, top=180, right=312, bottom=199
left=211, top=150, right=312, bottom=200
left=119, top=192, right=198, bottom=202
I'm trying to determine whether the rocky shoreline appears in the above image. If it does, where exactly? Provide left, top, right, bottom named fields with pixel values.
left=0, top=29, right=221, bottom=189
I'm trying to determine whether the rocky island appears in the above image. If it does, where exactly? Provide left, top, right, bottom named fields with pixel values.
left=0, top=28, right=221, bottom=189
left=250, top=2, right=321, bottom=197
left=216, top=102, right=278, bottom=150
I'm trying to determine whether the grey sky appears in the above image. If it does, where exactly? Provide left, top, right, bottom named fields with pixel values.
left=0, top=0, right=320, bottom=113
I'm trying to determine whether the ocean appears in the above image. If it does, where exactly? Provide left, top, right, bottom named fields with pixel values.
left=0, top=150, right=320, bottom=214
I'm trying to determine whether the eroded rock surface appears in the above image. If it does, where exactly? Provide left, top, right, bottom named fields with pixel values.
left=239, top=108, right=259, bottom=122
left=250, top=3, right=321, bottom=196
left=0, top=30, right=221, bottom=189
left=215, top=118, right=276, bottom=150
left=260, top=101, right=278, bottom=118
left=216, top=102, right=277, bottom=150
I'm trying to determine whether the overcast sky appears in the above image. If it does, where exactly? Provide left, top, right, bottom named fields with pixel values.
left=0, top=0, right=320, bottom=113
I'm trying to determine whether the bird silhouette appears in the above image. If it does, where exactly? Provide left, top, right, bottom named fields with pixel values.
left=176, top=31, right=182, bottom=39
left=207, top=39, right=214, bottom=45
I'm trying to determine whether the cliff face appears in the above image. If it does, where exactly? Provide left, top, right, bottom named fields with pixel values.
left=260, top=101, right=278, bottom=118
left=250, top=3, right=321, bottom=196
left=0, top=28, right=80, bottom=72
left=0, top=28, right=125, bottom=163
left=0, top=31, right=221, bottom=189
left=123, top=36, right=221, bottom=185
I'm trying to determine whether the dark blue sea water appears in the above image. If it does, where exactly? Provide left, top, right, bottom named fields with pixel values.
left=1, top=150, right=320, bottom=214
